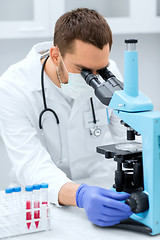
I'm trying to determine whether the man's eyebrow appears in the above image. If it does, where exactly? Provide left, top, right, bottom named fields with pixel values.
left=75, top=63, right=110, bottom=71
left=75, top=64, right=89, bottom=69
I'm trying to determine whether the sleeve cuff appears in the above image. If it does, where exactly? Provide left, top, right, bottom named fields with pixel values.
left=48, top=177, right=73, bottom=207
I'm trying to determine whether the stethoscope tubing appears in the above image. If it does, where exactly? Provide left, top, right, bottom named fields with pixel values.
left=39, top=55, right=60, bottom=129
left=39, top=55, right=63, bottom=161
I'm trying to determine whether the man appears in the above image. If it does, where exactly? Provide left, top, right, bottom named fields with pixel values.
left=0, top=8, right=132, bottom=226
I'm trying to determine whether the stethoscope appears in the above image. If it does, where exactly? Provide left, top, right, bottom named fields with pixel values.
left=39, top=55, right=60, bottom=129
left=39, top=55, right=101, bottom=138
left=89, top=97, right=101, bottom=137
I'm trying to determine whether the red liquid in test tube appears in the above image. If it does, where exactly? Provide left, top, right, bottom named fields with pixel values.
left=34, top=201, right=40, bottom=228
left=25, top=185, right=33, bottom=230
left=33, top=184, right=41, bottom=228
left=26, top=200, right=32, bottom=229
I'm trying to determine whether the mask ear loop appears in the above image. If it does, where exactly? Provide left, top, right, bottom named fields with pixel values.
left=57, top=50, right=70, bottom=86
left=56, top=66, right=62, bottom=85
left=59, top=51, right=69, bottom=75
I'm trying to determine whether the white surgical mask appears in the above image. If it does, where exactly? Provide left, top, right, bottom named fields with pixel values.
left=57, top=53, right=93, bottom=99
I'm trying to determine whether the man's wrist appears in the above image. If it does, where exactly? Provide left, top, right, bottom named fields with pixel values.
left=58, top=182, right=80, bottom=206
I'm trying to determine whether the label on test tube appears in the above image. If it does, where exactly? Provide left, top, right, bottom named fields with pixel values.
left=33, top=184, right=40, bottom=228
left=25, top=185, right=33, bottom=230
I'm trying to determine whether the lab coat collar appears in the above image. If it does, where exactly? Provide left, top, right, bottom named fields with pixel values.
left=25, top=42, right=75, bottom=109
left=45, top=74, right=72, bottom=106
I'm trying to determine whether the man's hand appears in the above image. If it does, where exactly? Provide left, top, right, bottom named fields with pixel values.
left=76, top=184, right=132, bottom=227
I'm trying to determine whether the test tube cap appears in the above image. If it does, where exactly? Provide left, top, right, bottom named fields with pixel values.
left=25, top=185, right=33, bottom=191
left=13, top=186, right=21, bottom=192
left=33, top=184, right=41, bottom=190
left=40, top=183, right=49, bottom=189
left=5, top=187, right=14, bottom=194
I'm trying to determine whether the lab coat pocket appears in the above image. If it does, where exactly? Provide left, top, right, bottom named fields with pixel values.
left=84, top=108, right=113, bottom=153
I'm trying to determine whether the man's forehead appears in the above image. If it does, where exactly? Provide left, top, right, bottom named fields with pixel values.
left=72, top=53, right=109, bottom=71
left=68, top=40, right=110, bottom=69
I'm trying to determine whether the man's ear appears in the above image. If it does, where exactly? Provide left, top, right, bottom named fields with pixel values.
left=50, top=46, right=59, bottom=66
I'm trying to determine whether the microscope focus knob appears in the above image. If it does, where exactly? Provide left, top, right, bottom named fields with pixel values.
left=125, top=192, right=149, bottom=213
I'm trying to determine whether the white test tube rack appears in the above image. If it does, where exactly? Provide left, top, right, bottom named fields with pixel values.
left=0, top=183, right=51, bottom=239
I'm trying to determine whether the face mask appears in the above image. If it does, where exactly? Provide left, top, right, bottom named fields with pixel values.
left=57, top=53, right=93, bottom=99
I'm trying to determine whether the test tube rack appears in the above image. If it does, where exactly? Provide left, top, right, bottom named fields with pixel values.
left=0, top=186, right=51, bottom=239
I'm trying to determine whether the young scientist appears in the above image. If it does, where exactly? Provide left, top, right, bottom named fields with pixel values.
left=0, top=8, right=132, bottom=227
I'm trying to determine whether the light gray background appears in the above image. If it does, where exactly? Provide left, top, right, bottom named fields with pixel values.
left=0, top=0, right=160, bottom=190
left=1, top=34, right=159, bottom=112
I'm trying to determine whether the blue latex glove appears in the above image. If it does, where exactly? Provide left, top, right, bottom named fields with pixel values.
left=76, top=184, right=132, bottom=227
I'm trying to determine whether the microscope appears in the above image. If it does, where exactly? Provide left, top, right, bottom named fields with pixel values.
left=81, top=39, right=160, bottom=235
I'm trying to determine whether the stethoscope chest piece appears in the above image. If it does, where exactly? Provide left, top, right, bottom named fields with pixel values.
left=89, top=126, right=101, bottom=137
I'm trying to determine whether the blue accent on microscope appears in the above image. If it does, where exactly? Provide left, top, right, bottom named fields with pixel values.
left=109, top=40, right=153, bottom=112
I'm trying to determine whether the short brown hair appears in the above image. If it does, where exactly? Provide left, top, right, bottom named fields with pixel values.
left=54, top=8, right=112, bottom=56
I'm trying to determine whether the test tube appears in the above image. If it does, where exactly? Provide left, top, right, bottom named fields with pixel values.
left=40, top=183, right=48, bottom=205
left=33, top=184, right=40, bottom=228
left=13, top=186, right=22, bottom=206
left=5, top=187, right=14, bottom=205
left=40, top=183, right=49, bottom=229
left=25, top=185, right=33, bottom=230
left=5, top=187, right=14, bottom=225
left=40, top=183, right=49, bottom=216
left=13, top=186, right=22, bottom=230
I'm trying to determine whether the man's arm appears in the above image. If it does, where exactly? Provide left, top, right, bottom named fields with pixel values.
left=0, top=81, right=72, bottom=206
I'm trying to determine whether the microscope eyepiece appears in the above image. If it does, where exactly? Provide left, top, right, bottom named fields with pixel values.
left=81, top=67, right=123, bottom=106
left=98, top=67, right=115, bottom=81
left=98, top=67, right=123, bottom=90
left=81, top=69, right=101, bottom=87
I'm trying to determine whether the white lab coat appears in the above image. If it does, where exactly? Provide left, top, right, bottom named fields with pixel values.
left=0, top=42, right=126, bottom=205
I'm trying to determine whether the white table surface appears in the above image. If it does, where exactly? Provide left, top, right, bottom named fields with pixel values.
left=8, top=176, right=160, bottom=240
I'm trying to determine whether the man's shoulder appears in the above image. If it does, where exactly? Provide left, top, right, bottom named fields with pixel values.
left=0, top=41, right=52, bottom=90
left=0, top=59, right=28, bottom=93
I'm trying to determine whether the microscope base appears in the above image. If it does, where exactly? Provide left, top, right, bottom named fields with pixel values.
left=113, top=218, right=152, bottom=235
